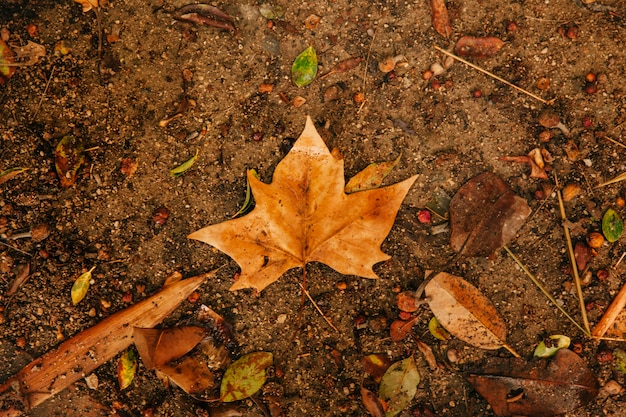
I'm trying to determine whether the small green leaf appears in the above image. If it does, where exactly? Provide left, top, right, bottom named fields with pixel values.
left=614, top=348, right=626, bottom=374
left=602, top=208, right=623, bottom=242
left=292, top=45, right=318, bottom=87
left=170, top=149, right=199, bottom=177
left=533, top=335, right=570, bottom=358
left=71, top=266, right=96, bottom=305
left=345, top=155, right=401, bottom=194
left=55, top=135, right=85, bottom=188
left=428, top=317, right=450, bottom=341
left=259, top=3, right=284, bottom=19
left=118, top=349, right=137, bottom=390
left=0, top=167, right=29, bottom=185
left=220, top=351, right=273, bottom=402
left=232, top=169, right=259, bottom=218
left=379, top=356, right=420, bottom=417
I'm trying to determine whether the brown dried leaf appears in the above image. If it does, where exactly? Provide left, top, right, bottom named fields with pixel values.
left=428, top=0, right=452, bottom=38
left=574, top=241, right=591, bottom=272
left=133, top=326, right=206, bottom=369
left=390, top=317, right=418, bottom=342
left=361, top=386, right=385, bottom=417
left=449, top=172, right=530, bottom=257
left=425, top=272, right=509, bottom=351
left=189, top=116, right=417, bottom=291
left=466, top=349, right=598, bottom=416
left=54, top=135, right=85, bottom=188
left=362, top=354, right=392, bottom=382
left=454, top=36, right=504, bottom=58
left=158, top=356, right=215, bottom=395
left=415, top=339, right=437, bottom=371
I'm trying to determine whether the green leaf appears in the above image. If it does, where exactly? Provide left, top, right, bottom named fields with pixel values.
left=55, top=135, right=85, bottom=188
left=117, top=349, right=137, bottom=390
left=71, top=266, right=96, bottom=305
left=533, top=335, right=570, bottom=358
left=0, top=167, right=29, bottom=185
left=602, top=208, right=623, bottom=242
left=614, top=348, right=626, bottom=374
left=379, top=356, right=420, bottom=417
left=232, top=169, right=259, bottom=218
left=345, top=155, right=401, bottom=194
left=291, top=45, right=318, bottom=87
left=220, top=351, right=273, bottom=402
left=428, top=316, right=450, bottom=341
left=170, top=149, right=199, bottom=177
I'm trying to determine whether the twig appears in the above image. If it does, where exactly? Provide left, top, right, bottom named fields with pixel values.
left=434, top=46, right=555, bottom=105
left=596, top=172, right=626, bottom=188
left=30, top=66, right=55, bottom=122
left=604, top=136, right=626, bottom=149
left=357, top=26, right=376, bottom=114
left=554, top=174, right=591, bottom=335
left=297, top=282, right=339, bottom=333
left=501, top=342, right=521, bottom=358
left=614, top=252, right=626, bottom=269
left=0, top=240, right=32, bottom=257
left=591, top=281, right=626, bottom=338
left=504, top=245, right=589, bottom=335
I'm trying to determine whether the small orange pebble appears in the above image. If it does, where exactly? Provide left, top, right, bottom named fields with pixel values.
left=16, top=337, right=27, bottom=348
left=106, top=34, right=120, bottom=43
left=188, top=291, right=200, bottom=303
left=25, top=23, right=38, bottom=37
left=616, top=196, right=625, bottom=207
left=259, top=83, right=274, bottom=93
left=336, top=281, right=347, bottom=290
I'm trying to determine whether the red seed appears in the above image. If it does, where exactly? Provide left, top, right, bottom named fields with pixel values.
left=431, top=79, right=441, bottom=90
left=506, top=20, right=518, bottom=32
left=187, top=291, right=200, bottom=303
left=399, top=311, right=413, bottom=321
left=422, top=70, right=433, bottom=80
left=472, top=89, right=482, bottom=98
left=597, top=350, right=614, bottom=363
left=397, top=291, right=419, bottom=312
left=417, top=210, right=431, bottom=224
left=585, top=84, right=598, bottom=94
left=566, top=25, right=579, bottom=40
left=571, top=341, right=583, bottom=354
left=585, top=72, right=596, bottom=83
left=152, top=206, right=170, bottom=225
left=582, top=117, right=593, bottom=128
left=252, top=131, right=264, bottom=142
left=597, top=269, right=609, bottom=281
left=122, top=291, right=133, bottom=303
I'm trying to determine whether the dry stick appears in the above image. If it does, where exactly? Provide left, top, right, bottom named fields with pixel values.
left=433, top=46, right=555, bottom=105
left=357, top=27, right=377, bottom=114
left=615, top=252, right=626, bottom=269
left=592, top=281, right=626, bottom=338
left=554, top=174, right=591, bottom=335
left=297, top=282, right=339, bottom=333
left=30, top=66, right=55, bottom=122
left=504, top=245, right=589, bottom=335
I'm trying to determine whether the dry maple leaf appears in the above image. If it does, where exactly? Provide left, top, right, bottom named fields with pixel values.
left=189, top=116, right=417, bottom=292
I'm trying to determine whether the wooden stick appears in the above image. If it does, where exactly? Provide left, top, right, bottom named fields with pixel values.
left=592, top=281, right=626, bottom=338
left=434, top=46, right=555, bottom=105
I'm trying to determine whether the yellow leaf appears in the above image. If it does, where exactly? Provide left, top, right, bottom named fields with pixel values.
left=345, top=154, right=401, bottom=194
left=117, top=350, right=137, bottom=390
left=170, top=149, right=199, bottom=177
left=71, top=266, right=96, bottom=305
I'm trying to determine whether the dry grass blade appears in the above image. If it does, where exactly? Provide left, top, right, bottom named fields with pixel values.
left=596, top=171, right=626, bottom=188
left=0, top=270, right=218, bottom=411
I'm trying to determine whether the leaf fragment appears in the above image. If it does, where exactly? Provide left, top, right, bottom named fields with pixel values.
left=614, top=348, right=626, bottom=374
left=71, top=266, right=96, bottom=305
left=454, top=36, right=504, bottom=58
left=533, top=335, right=570, bottom=358
left=259, top=3, right=284, bottom=20
left=428, top=316, right=450, bottom=341
left=220, top=352, right=273, bottom=402
left=0, top=40, right=17, bottom=85
left=467, top=349, right=598, bottom=416
left=170, top=149, right=199, bottom=177
left=232, top=169, right=259, bottom=218
left=117, top=349, right=137, bottom=390
left=425, top=272, right=510, bottom=351
left=0, top=167, right=28, bottom=185
left=74, top=0, right=99, bottom=13
left=361, top=386, right=385, bottom=417
left=133, top=326, right=206, bottom=369
left=292, top=46, right=318, bottom=87
left=345, top=155, right=401, bottom=194
left=379, top=356, right=420, bottom=417
left=55, top=135, right=85, bottom=188
left=428, top=0, right=452, bottom=38
left=362, top=354, right=392, bottom=382
left=602, top=208, right=623, bottom=242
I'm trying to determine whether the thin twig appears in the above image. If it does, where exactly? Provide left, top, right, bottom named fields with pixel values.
left=357, top=26, right=376, bottom=114
left=604, top=136, right=626, bottom=149
left=504, top=245, right=589, bottom=336
left=31, top=65, right=55, bottom=122
left=614, top=252, right=626, bottom=270
left=0, top=240, right=32, bottom=257
left=554, top=174, right=591, bottom=335
left=298, top=282, right=339, bottom=333
left=434, top=46, right=555, bottom=105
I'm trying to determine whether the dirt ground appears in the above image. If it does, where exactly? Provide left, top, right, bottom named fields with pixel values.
left=1, top=0, right=626, bottom=416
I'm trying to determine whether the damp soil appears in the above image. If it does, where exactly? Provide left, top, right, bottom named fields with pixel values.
left=1, top=0, right=626, bottom=416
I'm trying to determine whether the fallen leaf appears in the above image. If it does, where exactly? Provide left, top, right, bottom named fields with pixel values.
left=292, top=46, right=318, bottom=87
left=7, top=262, right=30, bottom=296
left=466, top=349, right=598, bottom=416
left=415, top=339, right=437, bottom=371
left=174, top=4, right=236, bottom=32
left=454, top=36, right=504, bottom=58
left=232, top=169, right=259, bottom=218
left=133, top=326, right=206, bottom=369
left=159, top=355, right=215, bottom=395
left=189, top=116, right=417, bottom=291
left=259, top=3, right=284, bottom=20
left=55, top=135, right=85, bottom=188
left=390, top=317, right=418, bottom=342
left=425, top=272, right=512, bottom=352
left=602, top=208, right=623, bottom=243
left=13, top=41, right=45, bottom=66
left=362, top=354, right=392, bottom=382
left=361, top=386, right=385, bottom=417
left=171, top=149, right=199, bottom=177
left=320, top=57, right=362, bottom=79
left=0, top=40, right=17, bottom=85
left=0, top=167, right=28, bottom=185
left=574, top=241, right=591, bottom=271
left=379, top=356, right=420, bottom=417
left=74, top=0, right=99, bottom=13
left=449, top=172, right=530, bottom=257
left=345, top=154, right=401, bottom=193
left=533, top=335, right=570, bottom=358
left=428, top=0, right=452, bottom=38
left=428, top=316, right=450, bottom=341
left=220, top=352, right=273, bottom=402
left=71, top=266, right=96, bottom=305
left=0, top=271, right=217, bottom=410
left=117, top=349, right=137, bottom=390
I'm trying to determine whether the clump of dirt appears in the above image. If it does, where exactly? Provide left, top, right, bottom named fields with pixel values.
left=1, top=1, right=625, bottom=416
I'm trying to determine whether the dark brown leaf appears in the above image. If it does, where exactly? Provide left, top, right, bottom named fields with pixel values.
left=428, top=0, right=452, bottom=38
left=390, top=317, right=418, bottom=342
left=134, top=326, right=206, bottom=369
left=361, top=354, right=392, bottom=382
left=54, top=135, right=85, bottom=188
left=449, top=172, right=530, bottom=257
left=7, top=262, right=30, bottom=296
left=466, top=349, right=598, bottom=416
left=574, top=241, right=591, bottom=272
left=361, top=386, right=385, bottom=417
left=454, top=36, right=504, bottom=58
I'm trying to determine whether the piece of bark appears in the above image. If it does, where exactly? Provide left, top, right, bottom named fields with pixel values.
left=592, top=282, right=626, bottom=338
left=428, top=0, right=452, bottom=38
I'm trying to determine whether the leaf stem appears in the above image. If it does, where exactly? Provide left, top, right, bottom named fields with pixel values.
left=503, top=245, right=589, bottom=336
left=501, top=342, right=521, bottom=358
left=298, top=282, right=339, bottom=333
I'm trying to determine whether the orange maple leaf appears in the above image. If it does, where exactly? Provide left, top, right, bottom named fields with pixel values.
left=189, top=116, right=417, bottom=292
